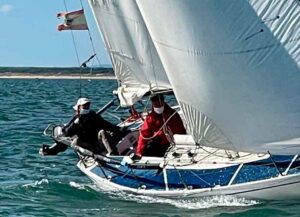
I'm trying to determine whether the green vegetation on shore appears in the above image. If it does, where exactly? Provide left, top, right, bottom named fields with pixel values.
left=0, top=66, right=114, bottom=75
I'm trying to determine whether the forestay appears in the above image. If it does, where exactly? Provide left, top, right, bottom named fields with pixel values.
left=88, top=0, right=171, bottom=106
left=137, top=0, right=300, bottom=154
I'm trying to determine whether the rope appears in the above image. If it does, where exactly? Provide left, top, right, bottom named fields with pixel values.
left=139, top=110, right=178, bottom=140
left=199, top=146, right=253, bottom=159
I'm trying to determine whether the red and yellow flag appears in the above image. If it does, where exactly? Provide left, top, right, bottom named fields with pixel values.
left=57, top=9, right=88, bottom=31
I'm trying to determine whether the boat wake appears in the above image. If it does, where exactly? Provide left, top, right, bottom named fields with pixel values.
left=90, top=187, right=260, bottom=209
left=119, top=194, right=259, bottom=209
left=21, top=179, right=259, bottom=209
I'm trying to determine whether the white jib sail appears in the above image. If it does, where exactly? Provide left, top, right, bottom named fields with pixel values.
left=88, top=0, right=171, bottom=106
left=137, top=0, right=300, bottom=154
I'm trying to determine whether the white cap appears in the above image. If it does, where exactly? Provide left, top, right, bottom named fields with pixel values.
left=73, top=98, right=90, bottom=110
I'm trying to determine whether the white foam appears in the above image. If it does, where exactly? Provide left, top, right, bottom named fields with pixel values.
left=74, top=182, right=260, bottom=209
left=22, top=178, right=49, bottom=187
left=107, top=191, right=259, bottom=209
left=69, top=181, right=87, bottom=190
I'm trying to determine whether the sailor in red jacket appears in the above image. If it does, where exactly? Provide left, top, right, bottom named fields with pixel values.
left=136, top=94, right=186, bottom=157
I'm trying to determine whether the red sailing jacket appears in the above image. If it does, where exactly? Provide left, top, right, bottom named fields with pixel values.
left=136, top=104, right=186, bottom=155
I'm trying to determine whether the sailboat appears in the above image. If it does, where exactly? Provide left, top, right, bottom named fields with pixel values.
left=44, top=0, right=300, bottom=200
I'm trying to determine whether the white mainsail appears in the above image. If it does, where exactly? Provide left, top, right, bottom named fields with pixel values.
left=88, top=0, right=171, bottom=106
left=137, top=0, right=300, bottom=154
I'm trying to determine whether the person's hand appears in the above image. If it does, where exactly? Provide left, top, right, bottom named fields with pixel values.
left=74, top=118, right=80, bottom=124
left=39, top=144, right=50, bottom=156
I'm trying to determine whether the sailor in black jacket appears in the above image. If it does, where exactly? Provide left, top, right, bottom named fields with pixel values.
left=40, top=98, right=127, bottom=155
left=64, top=97, right=125, bottom=154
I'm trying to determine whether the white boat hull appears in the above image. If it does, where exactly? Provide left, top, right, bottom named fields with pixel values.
left=77, top=160, right=300, bottom=200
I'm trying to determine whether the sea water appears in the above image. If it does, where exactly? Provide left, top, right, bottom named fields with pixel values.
left=1, top=79, right=300, bottom=217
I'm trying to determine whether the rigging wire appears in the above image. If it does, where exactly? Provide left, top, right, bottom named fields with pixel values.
left=63, top=0, right=104, bottom=98
left=63, top=0, right=83, bottom=97
left=79, top=0, right=102, bottom=67
left=173, top=165, right=188, bottom=189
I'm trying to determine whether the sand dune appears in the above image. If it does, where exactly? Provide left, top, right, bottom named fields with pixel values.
left=0, top=73, right=116, bottom=80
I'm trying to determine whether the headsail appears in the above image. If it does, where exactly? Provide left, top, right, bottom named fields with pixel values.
left=137, top=0, right=300, bottom=154
left=88, top=0, right=171, bottom=106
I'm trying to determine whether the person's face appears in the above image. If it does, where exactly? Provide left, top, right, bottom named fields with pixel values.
left=81, top=103, right=90, bottom=110
left=76, top=103, right=90, bottom=115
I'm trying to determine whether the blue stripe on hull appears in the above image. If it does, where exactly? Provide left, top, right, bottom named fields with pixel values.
left=90, top=155, right=300, bottom=190
left=234, top=156, right=300, bottom=184
left=91, top=165, right=165, bottom=189
left=166, top=166, right=238, bottom=189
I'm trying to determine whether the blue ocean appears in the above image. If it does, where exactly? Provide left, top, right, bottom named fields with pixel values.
left=1, top=78, right=300, bottom=217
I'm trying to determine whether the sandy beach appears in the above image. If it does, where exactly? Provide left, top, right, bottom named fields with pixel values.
left=0, top=73, right=116, bottom=80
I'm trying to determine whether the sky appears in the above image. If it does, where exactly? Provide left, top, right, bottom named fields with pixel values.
left=0, top=0, right=111, bottom=67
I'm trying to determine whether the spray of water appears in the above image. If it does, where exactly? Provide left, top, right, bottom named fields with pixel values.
left=82, top=183, right=260, bottom=209
left=22, top=178, right=49, bottom=188
left=108, top=192, right=259, bottom=209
